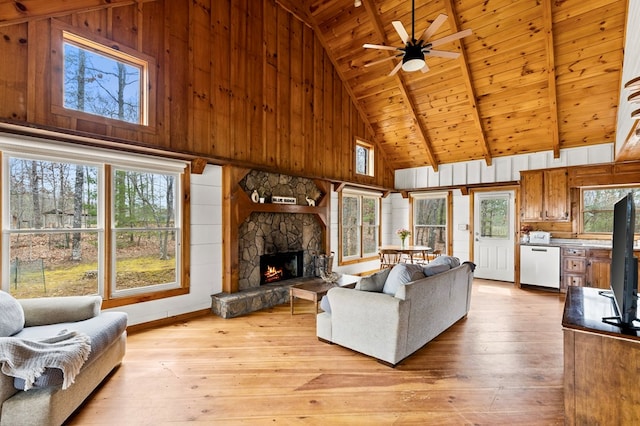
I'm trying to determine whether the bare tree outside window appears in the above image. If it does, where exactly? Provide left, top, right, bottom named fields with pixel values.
left=63, top=39, right=142, bottom=124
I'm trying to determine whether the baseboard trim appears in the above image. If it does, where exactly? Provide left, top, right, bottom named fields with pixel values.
left=126, top=309, right=211, bottom=334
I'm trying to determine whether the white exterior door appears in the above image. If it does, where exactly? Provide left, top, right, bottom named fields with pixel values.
left=473, top=191, right=515, bottom=282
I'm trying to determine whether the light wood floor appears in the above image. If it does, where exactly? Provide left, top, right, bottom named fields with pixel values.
left=68, top=279, right=566, bottom=425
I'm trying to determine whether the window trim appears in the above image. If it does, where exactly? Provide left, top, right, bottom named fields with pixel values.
left=579, top=185, right=640, bottom=237
left=410, top=191, right=452, bottom=254
left=50, top=19, right=157, bottom=132
left=355, top=138, right=375, bottom=177
left=0, top=133, right=189, bottom=307
left=338, top=188, right=381, bottom=265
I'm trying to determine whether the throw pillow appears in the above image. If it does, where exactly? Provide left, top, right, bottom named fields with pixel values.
left=382, top=263, right=425, bottom=296
left=0, top=290, right=25, bottom=337
left=355, top=268, right=391, bottom=292
left=422, top=263, right=451, bottom=277
left=320, top=295, right=331, bottom=313
left=430, top=255, right=460, bottom=268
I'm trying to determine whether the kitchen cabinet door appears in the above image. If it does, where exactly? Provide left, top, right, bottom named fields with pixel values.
left=520, top=169, right=569, bottom=222
left=543, top=169, right=569, bottom=221
left=587, top=249, right=611, bottom=289
left=520, top=171, right=544, bottom=221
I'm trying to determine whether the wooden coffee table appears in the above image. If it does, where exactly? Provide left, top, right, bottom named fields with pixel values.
left=289, top=275, right=359, bottom=314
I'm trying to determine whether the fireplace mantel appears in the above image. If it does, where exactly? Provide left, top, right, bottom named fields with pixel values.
left=222, top=166, right=330, bottom=294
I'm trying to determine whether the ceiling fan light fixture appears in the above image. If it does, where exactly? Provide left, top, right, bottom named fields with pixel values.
left=402, top=45, right=425, bottom=72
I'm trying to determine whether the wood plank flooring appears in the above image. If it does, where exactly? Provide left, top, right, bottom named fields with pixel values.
left=67, top=279, right=566, bottom=425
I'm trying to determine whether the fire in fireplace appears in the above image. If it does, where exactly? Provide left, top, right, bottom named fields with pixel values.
left=260, top=251, right=304, bottom=285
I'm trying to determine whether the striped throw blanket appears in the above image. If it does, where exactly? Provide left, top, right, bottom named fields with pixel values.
left=0, top=330, right=91, bottom=390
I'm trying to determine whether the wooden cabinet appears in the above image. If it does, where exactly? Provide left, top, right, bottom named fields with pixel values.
left=561, top=247, right=587, bottom=291
left=587, top=249, right=611, bottom=289
left=520, top=168, right=569, bottom=221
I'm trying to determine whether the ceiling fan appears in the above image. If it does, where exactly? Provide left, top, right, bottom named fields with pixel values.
left=363, top=0, right=472, bottom=76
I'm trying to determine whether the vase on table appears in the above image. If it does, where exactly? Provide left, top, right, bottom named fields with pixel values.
left=400, top=237, right=406, bottom=248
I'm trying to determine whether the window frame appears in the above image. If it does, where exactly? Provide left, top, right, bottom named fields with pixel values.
left=339, top=189, right=381, bottom=265
left=50, top=19, right=157, bottom=132
left=579, top=185, right=640, bottom=237
left=0, top=134, right=188, bottom=308
left=355, top=138, right=375, bottom=177
left=410, top=191, right=452, bottom=254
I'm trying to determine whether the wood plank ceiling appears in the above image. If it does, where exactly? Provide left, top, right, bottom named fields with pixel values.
left=286, top=0, right=628, bottom=171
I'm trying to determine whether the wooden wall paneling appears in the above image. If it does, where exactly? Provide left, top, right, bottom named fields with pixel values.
left=211, top=0, right=231, bottom=159
left=0, top=23, right=28, bottom=121
left=35, top=19, right=54, bottom=127
left=153, top=0, right=175, bottom=149
left=247, top=0, right=264, bottom=166
left=340, top=84, right=351, bottom=181
left=332, top=68, right=343, bottom=180
left=109, top=4, right=138, bottom=48
left=302, top=24, right=315, bottom=175
left=189, top=0, right=211, bottom=154
left=230, top=0, right=249, bottom=162
left=313, top=36, right=325, bottom=176
left=276, top=6, right=291, bottom=172
left=263, top=0, right=278, bottom=168
left=322, top=53, right=333, bottom=179
left=289, top=15, right=304, bottom=173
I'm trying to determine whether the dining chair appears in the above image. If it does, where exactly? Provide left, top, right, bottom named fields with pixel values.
left=379, top=250, right=402, bottom=269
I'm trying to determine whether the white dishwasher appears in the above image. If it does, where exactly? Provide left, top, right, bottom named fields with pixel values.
left=520, top=245, right=560, bottom=289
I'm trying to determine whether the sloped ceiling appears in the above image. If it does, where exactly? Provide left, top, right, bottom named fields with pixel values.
left=282, top=0, right=629, bottom=171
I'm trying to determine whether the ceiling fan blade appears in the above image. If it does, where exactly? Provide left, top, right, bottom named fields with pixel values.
left=424, top=49, right=460, bottom=59
left=389, top=60, right=403, bottom=76
left=420, top=63, right=430, bottom=73
left=363, top=43, right=399, bottom=51
left=418, top=14, right=448, bottom=42
left=364, top=55, right=400, bottom=68
left=392, top=21, right=409, bottom=44
left=429, top=28, right=472, bottom=48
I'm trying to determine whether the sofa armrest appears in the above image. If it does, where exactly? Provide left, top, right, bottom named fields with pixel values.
left=19, top=295, right=102, bottom=326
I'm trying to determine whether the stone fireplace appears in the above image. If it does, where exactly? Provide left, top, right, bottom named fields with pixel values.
left=212, top=167, right=330, bottom=318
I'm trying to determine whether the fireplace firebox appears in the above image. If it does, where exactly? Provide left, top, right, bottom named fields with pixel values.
left=260, top=251, right=304, bottom=285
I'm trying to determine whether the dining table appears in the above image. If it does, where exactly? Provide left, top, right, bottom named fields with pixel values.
left=378, top=245, right=432, bottom=264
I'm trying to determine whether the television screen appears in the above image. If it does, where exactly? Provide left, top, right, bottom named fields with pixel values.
left=608, top=192, right=638, bottom=327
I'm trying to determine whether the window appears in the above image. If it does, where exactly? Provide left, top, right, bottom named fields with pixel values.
left=412, top=192, right=450, bottom=253
left=581, top=187, right=640, bottom=234
left=355, top=139, right=374, bottom=177
left=63, top=32, right=146, bottom=125
left=50, top=20, right=156, bottom=130
left=1, top=135, right=187, bottom=306
left=340, top=190, right=380, bottom=262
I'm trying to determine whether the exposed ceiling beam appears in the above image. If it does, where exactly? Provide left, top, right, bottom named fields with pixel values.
left=362, top=0, right=439, bottom=171
left=541, top=0, right=561, bottom=158
left=443, top=0, right=492, bottom=167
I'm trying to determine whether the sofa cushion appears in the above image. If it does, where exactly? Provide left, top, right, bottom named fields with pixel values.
left=422, top=263, right=451, bottom=277
left=12, top=311, right=127, bottom=389
left=429, top=255, right=460, bottom=268
left=383, top=263, right=425, bottom=295
left=0, top=291, right=25, bottom=337
left=355, top=268, right=391, bottom=292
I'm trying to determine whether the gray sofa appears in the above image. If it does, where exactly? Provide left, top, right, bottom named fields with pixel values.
left=317, top=258, right=474, bottom=366
left=0, top=293, right=127, bottom=426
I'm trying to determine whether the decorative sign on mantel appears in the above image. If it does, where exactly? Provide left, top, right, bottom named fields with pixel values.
left=272, top=195, right=297, bottom=205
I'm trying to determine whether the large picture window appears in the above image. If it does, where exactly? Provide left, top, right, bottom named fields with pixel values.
left=1, top=135, right=186, bottom=306
left=412, top=192, right=449, bottom=253
left=340, top=190, right=380, bottom=262
left=581, top=187, right=640, bottom=234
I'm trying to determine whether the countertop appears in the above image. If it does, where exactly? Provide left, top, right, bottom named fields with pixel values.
left=521, top=239, right=640, bottom=251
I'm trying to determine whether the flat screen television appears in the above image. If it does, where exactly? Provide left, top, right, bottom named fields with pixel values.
left=602, top=192, right=639, bottom=329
